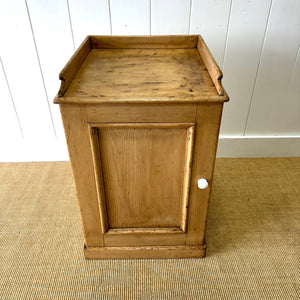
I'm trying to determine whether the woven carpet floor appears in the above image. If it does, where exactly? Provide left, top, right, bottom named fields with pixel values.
left=1, top=158, right=299, bottom=299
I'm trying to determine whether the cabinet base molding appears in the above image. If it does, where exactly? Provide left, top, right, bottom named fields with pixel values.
left=84, top=244, right=206, bottom=259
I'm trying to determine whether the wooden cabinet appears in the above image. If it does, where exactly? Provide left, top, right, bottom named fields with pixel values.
left=54, top=35, right=229, bottom=259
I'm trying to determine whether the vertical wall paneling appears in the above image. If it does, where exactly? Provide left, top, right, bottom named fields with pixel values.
left=219, top=0, right=272, bottom=136
left=26, top=0, right=75, bottom=140
left=110, top=0, right=150, bottom=35
left=27, top=0, right=74, bottom=138
left=190, top=0, right=232, bottom=66
left=0, top=1, right=299, bottom=161
left=0, top=0, right=55, bottom=139
left=245, top=0, right=300, bottom=135
left=285, top=48, right=300, bottom=133
left=0, top=59, right=23, bottom=141
left=68, top=0, right=111, bottom=47
left=151, top=0, right=191, bottom=35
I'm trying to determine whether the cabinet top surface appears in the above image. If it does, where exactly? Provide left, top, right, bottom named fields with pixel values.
left=54, top=35, right=229, bottom=104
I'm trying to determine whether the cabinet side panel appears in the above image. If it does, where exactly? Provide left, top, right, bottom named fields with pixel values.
left=186, top=103, right=223, bottom=245
left=60, top=104, right=103, bottom=247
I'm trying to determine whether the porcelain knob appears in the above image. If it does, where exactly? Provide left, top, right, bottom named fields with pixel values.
left=197, top=178, right=208, bottom=189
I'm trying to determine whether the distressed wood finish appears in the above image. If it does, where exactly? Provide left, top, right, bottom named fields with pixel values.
left=88, top=126, right=108, bottom=233
left=87, top=104, right=197, bottom=123
left=103, top=228, right=186, bottom=246
left=186, top=103, right=224, bottom=245
left=55, top=35, right=228, bottom=258
left=181, top=125, right=195, bottom=232
left=197, top=36, right=225, bottom=96
left=103, top=231, right=186, bottom=247
left=59, top=104, right=103, bottom=247
left=54, top=35, right=229, bottom=104
left=84, top=245, right=206, bottom=259
left=58, top=36, right=91, bottom=97
left=90, top=35, right=198, bottom=49
left=59, top=48, right=224, bottom=103
left=93, top=123, right=193, bottom=229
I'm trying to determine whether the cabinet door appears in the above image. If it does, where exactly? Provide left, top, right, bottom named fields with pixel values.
left=89, top=123, right=194, bottom=246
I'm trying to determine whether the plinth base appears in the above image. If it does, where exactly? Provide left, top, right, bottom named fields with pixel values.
left=84, top=244, right=206, bottom=259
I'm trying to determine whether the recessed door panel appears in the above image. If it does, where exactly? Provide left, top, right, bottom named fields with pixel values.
left=90, top=123, right=194, bottom=231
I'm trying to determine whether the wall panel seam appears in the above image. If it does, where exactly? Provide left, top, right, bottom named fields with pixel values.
left=108, top=0, right=113, bottom=35
left=0, top=57, right=24, bottom=137
left=286, top=44, right=300, bottom=89
left=188, top=0, right=193, bottom=35
left=150, top=0, right=152, bottom=35
left=221, top=0, right=233, bottom=69
left=24, top=0, right=57, bottom=138
left=66, top=0, right=76, bottom=50
left=243, top=0, right=274, bottom=136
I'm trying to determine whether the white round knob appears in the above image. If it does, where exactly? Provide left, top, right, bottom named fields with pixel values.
left=197, top=178, right=208, bottom=189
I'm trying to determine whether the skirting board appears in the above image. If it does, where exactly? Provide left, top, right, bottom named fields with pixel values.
left=0, top=138, right=69, bottom=162
left=0, top=136, right=299, bottom=162
left=217, top=136, right=300, bottom=158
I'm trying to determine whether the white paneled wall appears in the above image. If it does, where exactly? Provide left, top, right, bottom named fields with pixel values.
left=190, top=0, right=231, bottom=65
left=0, top=58, right=23, bottom=140
left=26, top=0, right=75, bottom=140
left=220, top=0, right=272, bottom=135
left=0, top=0, right=299, bottom=161
left=110, top=0, right=150, bottom=35
left=245, top=0, right=300, bottom=135
left=68, top=0, right=111, bottom=47
left=0, top=0, right=55, bottom=140
left=151, top=0, right=191, bottom=35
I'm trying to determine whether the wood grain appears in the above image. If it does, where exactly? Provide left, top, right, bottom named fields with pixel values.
left=86, top=104, right=197, bottom=123
left=186, top=103, right=223, bottom=245
left=106, top=228, right=183, bottom=234
left=55, top=36, right=228, bottom=258
left=55, top=48, right=228, bottom=104
left=84, top=245, right=206, bottom=259
left=197, top=36, right=225, bottom=96
left=90, top=35, right=198, bottom=49
left=95, top=123, right=193, bottom=229
left=58, top=36, right=91, bottom=97
left=103, top=232, right=186, bottom=247
left=93, top=122, right=195, bottom=129
left=59, top=104, right=103, bottom=247
left=181, top=125, right=195, bottom=232
left=88, top=126, right=108, bottom=233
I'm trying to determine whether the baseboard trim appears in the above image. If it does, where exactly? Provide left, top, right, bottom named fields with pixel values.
left=0, top=138, right=69, bottom=162
left=217, top=136, right=300, bottom=157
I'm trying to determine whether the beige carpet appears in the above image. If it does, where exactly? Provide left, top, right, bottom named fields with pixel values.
left=1, top=158, right=299, bottom=299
